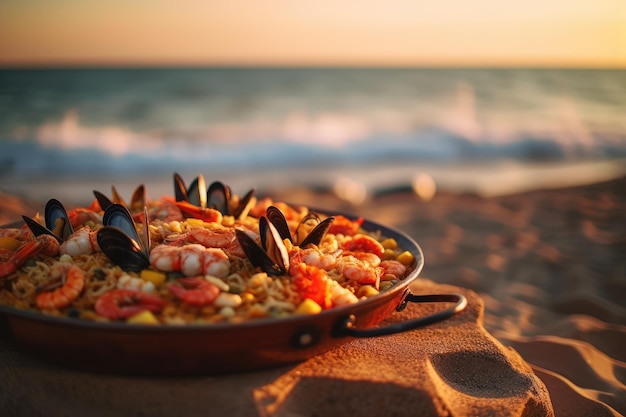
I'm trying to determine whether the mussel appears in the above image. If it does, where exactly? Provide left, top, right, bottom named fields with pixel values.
left=93, top=184, right=146, bottom=212
left=96, top=204, right=150, bottom=272
left=174, top=172, right=207, bottom=209
left=173, top=173, right=256, bottom=219
left=22, top=198, right=74, bottom=242
left=236, top=206, right=334, bottom=276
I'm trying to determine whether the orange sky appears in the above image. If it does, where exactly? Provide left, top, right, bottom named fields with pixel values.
left=0, top=0, right=624, bottom=67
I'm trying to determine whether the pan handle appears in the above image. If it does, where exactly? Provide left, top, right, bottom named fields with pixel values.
left=333, top=293, right=467, bottom=338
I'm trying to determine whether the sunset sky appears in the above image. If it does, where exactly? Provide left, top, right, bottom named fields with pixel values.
left=0, top=0, right=624, bottom=67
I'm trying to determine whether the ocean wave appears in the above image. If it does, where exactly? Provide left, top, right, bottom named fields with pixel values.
left=1, top=68, right=625, bottom=195
left=2, top=124, right=625, bottom=180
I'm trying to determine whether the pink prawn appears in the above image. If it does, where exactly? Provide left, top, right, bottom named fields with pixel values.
left=167, top=277, right=220, bottom=306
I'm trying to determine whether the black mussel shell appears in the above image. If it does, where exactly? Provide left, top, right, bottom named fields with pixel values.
left=103, top=204, right=136, bottom=240
left=111, top=184, right=146, bottom=213
left=235, top=229, right=286, bottom=276
left=265, top=219, right=290, bottom=272
left=128, top=184, right=146, bottom=213
left=264, top=205, right=333, bottom=248
left=265, top=206, right=292, bottom=242
left=173, top=172, right=189, bottom=202
left=22, top=215, right=59, bottom=241
left=102, top=204, right=149, bottom=257
left=173, top=174, right=255, bottom=218
left=93, top=190, right=114, bottom=211
left=299, top=216, right=334, bottom=248
left=187, top=175, right=207, bottom=208
left=110, top=185, right=127, bottom=208
left=22, top=198, right=73, bottom=242
left=207, top=181, right=230, bottom=214
left=45, top=198, right=73, bottom=240
left=97, top=227, right=150, bottom=272
left=232, top=188, right=256, bottom=219
left=93, top=184, right=145, bottom=213
left=173, top=172, right=207, bottom=208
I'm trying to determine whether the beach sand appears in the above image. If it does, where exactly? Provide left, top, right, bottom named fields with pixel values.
left=267, top=176, right=626, bottom=416
left=0, top=176, right=624, bottom=416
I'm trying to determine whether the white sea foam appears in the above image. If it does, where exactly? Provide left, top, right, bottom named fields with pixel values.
left=1, top=68, right=625, bottom=204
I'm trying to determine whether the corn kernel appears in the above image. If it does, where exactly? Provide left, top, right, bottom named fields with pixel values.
left=126, top=310, right=159, bottom=325
left=241, top=292, right=255, bottom=303
left=356, top=285, right=379, bottom=298
left=0, top=237, right=21, bottom=251
left=382, top=248, right=397, bottom=260
left=221, top=215, right=235, bottom=227
left=396, top=250, right=415, bottom=266
left=140, top=269, right=166, bottom=287
left=186, top=218, right=206, bottom=227
left=294, top=298, right=322, bottom=315
left=380, top=238, right=398, bottom=250
left=168, top=221, right=182, bottom=233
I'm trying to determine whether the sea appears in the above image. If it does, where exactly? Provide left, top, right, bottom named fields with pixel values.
left=1, top=67, right=625, bottom=206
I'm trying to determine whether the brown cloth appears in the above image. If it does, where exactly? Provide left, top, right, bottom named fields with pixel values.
left=0, top=280, right=553, bottom=417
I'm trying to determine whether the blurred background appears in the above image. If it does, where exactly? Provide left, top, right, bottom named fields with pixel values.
left=0, top=0, right=625, bottom=209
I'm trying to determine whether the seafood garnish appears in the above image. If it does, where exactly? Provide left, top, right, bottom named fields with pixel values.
left=236, top=206, right=335, bottom=276
left=265, top=206, right=334, bottom=248
left=93, top=184, right=146, bottom=213
left=235, top=228, right=286, bottom=276
left=0, top=234, right=59, bottom=279
left=174, top=173, right=256, bottom=219
left=22, top=198, right=73, bottom=242
left=0, top=176, right=418, bottom=325
left=97, top=204, right=150, bottom=272
left=174, top=172, right=207, bottom=208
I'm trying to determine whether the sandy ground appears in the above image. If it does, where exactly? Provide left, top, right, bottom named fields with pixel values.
left=267, top=176, right=626, bottom=416
left=1, top=176, right=624, bottom=416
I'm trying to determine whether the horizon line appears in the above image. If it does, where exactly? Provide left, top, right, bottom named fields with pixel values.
left=1, top=61, right=625, bottom=70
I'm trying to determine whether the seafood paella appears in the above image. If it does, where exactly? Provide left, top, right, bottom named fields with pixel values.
left=0, top=174, right=416, bottom=325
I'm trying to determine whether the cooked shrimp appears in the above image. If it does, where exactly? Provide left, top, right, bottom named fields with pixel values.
left=328, top=215, right=364, bottom=236
left=175, top=200, right=223, bottom=223
left=328, top=279, right=358, bottom=306
left=95, top=289, right=167, bottom=320
left=167, top=277, right=220, bottom=306
left=339, top=255, right=382, bottom=286
left=35, top=261, right=85, bottom=309
left=117, top=274, right=156, bottom=293
left=60, top=227, right=100, bottom=256
left=147, top=198, right=184, bottom=222
left=169, top=225, right=246, bottom=257
left=290, top=246, right=339, bottom=270
left=186, top=225, right=236, bottom=248
left=149, top=243, right=230, bottom=278
left=341, top=234, right=384, bottom=258
left=68, top=208, right=103, bottom=228
left=380, top=260, right=407, bottom=280
left=0, top=234, right=59, bottom=279
left=0, top=225, right=33, bottom=241
left=344, top=251, right=381, bottom=267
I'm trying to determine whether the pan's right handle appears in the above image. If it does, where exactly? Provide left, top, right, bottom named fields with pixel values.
left=332, top=293, right=467, bottom=338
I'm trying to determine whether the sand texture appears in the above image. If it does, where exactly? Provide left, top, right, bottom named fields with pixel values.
left=269, top=176, right=626, bottom=416
left=0, top=280, right=552, bottom=416
left=1, top=176, right=625, bottom=416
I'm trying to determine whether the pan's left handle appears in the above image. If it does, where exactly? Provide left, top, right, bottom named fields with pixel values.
left=332, top=293, right=467, bottom=338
